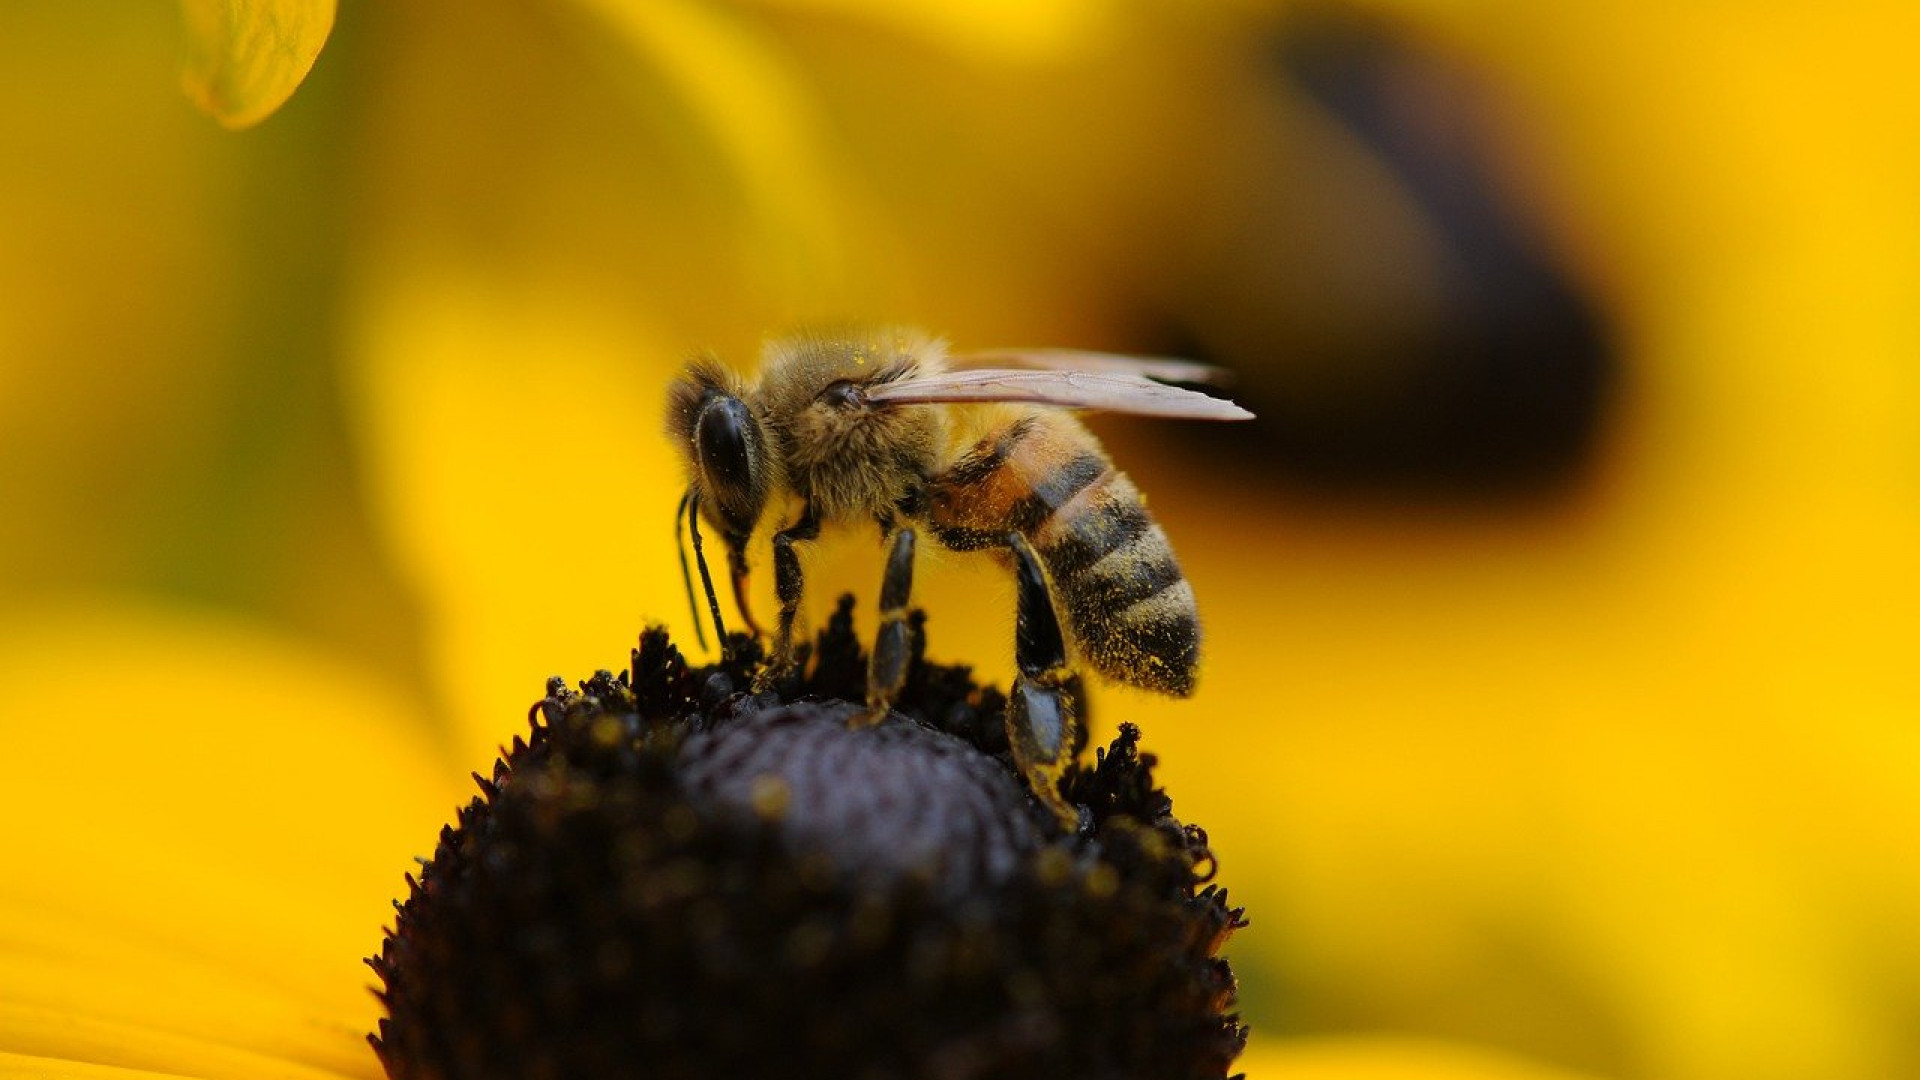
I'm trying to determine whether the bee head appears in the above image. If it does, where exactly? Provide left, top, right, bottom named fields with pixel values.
left=667, top=359, right=774, bottom=551
left=692, top=391, right=773, bottom=549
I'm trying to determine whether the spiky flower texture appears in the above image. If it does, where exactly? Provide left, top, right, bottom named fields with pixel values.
left=370, top=598, right=1248, bottom=1080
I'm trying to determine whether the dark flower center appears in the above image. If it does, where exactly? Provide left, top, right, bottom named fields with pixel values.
left=369, top=597, right=1248, bottom=1080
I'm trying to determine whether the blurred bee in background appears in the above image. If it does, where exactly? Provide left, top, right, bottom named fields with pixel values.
left=666, top=328, right=1252, bottom=826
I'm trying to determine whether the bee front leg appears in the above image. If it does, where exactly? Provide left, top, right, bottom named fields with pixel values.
left=860, top=527, right=916, bottom=726
left=1006, top=533, right=1083, bottom=830
left=757, top=506, right=820, bottom=691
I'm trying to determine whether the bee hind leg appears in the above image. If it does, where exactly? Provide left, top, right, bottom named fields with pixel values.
left=1006, top=533, right=1083, bottom=831
left=860, top=527, right=916, bottom=726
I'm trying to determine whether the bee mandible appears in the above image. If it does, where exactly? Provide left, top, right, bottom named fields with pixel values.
left=666, top=328, right=1252, bottom=826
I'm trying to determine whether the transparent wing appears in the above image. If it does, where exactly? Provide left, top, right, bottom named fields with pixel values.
left=950, top=348, right=1233, bottom=386
left=864, top=368, right=1254, bottom=421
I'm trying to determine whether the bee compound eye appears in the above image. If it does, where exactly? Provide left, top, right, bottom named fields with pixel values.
left=696, top=395, right=758, bottom=491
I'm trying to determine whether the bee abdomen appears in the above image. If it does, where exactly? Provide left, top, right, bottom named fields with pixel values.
left=1034, top=473, right=1199, bottom=697
left=926, top=416, right=1200, bottom=695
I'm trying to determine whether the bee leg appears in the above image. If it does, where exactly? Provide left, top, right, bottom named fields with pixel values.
left=860, top=527, right=916, bottom=726
left=756, top=506, right=820, bottom=690
left=1006, top=532, right=1082, bottom=830
left=726, top=543, right=763, bottom=639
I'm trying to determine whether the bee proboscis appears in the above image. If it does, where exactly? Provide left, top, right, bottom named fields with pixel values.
left=666, top=328, right=1252, bottom=826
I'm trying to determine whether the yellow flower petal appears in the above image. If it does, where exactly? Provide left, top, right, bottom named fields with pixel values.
left=0, top=1049, right=258, bottom=1080
left=1246, top=1036, right=1606, bottom=1080
left=570, top=0, right=846, bottom=300
left=178, top=0, right=336, bottom=129
left=749, top=0, right=1120, bottom=63
left=0, top=1005, right=358, bottom=1080
left=1114, top=6, right=1920, bottom=1073
left=343, top=268, right=705, bottom=766
left=0, top=601, right=459, bottom=1078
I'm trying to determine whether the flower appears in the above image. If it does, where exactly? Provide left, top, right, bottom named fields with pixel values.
left=4, top=1, right=1919, bottom=1080
left=370, top=610, right=1247, bottom=1079
left=0, top=603, right=1578, bottom=1080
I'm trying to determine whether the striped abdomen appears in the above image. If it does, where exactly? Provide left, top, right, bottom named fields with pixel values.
left=927, top=411, right=1199, bottom=696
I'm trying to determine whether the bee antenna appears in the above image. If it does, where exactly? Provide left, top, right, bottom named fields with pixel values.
left=675, top=489, right=709, bottom=653
left=685, top=490, right=731, bottom=658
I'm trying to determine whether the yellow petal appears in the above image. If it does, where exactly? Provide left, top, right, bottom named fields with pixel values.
left=1115, top=6, right=1920, bottom=1076
left=570, top=0, right=846, bottom=300
left=748, top=0, right=1120, bottom=63
left=0, top=1007, right=358, bottom=1080
left=343, top=267, right=706, bottom=766
left=0, top=1049, right=306, bottom=1080
left=0, top=601, right=460, bottom=1078
left=1245, top=1036, right=1606, bottom=1080
left=178, top=0, right=336, bottom=129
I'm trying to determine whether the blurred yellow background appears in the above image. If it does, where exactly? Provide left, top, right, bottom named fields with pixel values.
left=2, top=2, right=1917, bottom=1079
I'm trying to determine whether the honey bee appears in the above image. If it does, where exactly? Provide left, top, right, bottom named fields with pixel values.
left=665, top=328, right=1252, bottom=826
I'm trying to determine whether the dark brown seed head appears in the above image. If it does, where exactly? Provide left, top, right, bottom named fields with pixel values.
left=369, top=596, right=1248, bottom=1080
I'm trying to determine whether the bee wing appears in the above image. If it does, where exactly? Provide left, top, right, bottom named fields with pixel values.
left=949, top=348, right=1234, bottom=386
left=864, top=368, right=1254, bottom=421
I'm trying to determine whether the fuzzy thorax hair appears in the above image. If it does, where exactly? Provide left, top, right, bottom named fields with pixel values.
left=757, top=331, right=946, bottom=522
